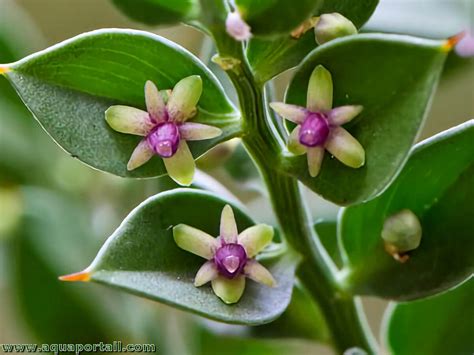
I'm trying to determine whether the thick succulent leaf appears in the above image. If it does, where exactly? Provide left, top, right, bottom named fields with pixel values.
left=2, top=29, right=240, bottom=178
left=77, top=189, right=299, bottom=325
left=235, top=0, right=321, bottom=37
left=339, top=121, right=474, bottom=301
left=247, top=0, right=379, bottom=83
left=284, top=34, right=448, bottom=205
left=383, top=280, right=473, bottom=355
left=112, top=0, right=200, bottom=25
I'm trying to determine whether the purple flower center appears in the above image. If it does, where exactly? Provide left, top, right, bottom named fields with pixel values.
left=214, top=243, right=247, bottom=279
left=299, top=112, right=330, bottom=147
left=147, top=122, right=180, bottom=158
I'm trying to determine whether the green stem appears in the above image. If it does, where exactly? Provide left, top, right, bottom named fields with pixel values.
left=230, top=64, right=377, bottom=353
left=203, top=2, right=377, bottom=351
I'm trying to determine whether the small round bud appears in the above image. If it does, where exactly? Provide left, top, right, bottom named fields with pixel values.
left=299, top=113, right=330, bottom=147
left=314, top=13, right=357, bottom=45
left=382, top=209, right=422, bottom=256
left=226, top=11, right=252, bottom=41
left=214, top=243, right=247, bottom=279
left=147, top=122, right=180, bottom=158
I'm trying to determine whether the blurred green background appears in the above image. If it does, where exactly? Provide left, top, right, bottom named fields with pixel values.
left=0, top=0, right=472, bottom=354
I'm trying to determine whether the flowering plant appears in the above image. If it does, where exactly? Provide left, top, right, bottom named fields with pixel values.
left=1, top=1, right=472, bottom=354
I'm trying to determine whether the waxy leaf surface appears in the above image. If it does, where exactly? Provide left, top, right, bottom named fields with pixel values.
left=235, top=0, right=321, bottom=37
left=81, top=189, right=299, bottom=325
left=339, top=121, right=474, bottom=300
left=383, top=280, right=473, bottom=355
left=247, top=0, right=379, bottom=82
left=284, top=34, right=448, bottom=205
left=3, top=29, right=240, bottom=178
left=112, top=0, right=200, bottom=25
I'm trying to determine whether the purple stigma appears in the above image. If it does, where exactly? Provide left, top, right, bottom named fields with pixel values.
left=214, top=243, right=247, bottom=279
left=147, top=122, right=180, bottom=158
left=299, top=112, right=330, bottom=147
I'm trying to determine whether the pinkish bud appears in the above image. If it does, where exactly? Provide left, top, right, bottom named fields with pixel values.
left=299, top=113, right=330, bottom=147
left=147, top=122, right=180, bottom=158
left=226, top=11, right=252, bottom=41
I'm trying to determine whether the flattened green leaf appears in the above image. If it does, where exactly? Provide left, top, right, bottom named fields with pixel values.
left=74, top=189, right=299, bottom=325
left=247, top=0, right=379, bottom=83
left=235, top=0, right=321, bottom=37
left=112, top=0, right=200, bottom=25
left=339, top=121, right=474, bottom=300
left=3, top=29, right=240, bottom=179
left=284, top=34, right=448, bottom=205
left=383, top=280, right=474, bottom=355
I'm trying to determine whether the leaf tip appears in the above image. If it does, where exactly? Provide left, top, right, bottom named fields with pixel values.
left=0, top=65, right=11, bottom=75
left=58, top=270, right=91, bottom=282
left=442, top=32, right=465, bottom=52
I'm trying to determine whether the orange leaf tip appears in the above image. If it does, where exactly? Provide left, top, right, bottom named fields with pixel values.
left=58, top=270, right=91, bottom=282
left=442, top=32, right=465, bottom=52
left=0, top=65, right=10, bottom=75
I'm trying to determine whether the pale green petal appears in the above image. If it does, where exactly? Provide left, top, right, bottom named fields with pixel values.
left=307, top=146, right=325, bottom=177
left=145, top=80, right=166, bottom=122
left=325, top=126, right=365, bottom=168
left=194, top=261, right=219, bottom=286
left=179, top=122, right=222, bottom=141
left=327, top=105, right=363, bottom=126
left=163, top=140, right=195, bottom=186
left=238, top=224, right=273, bottom=258
left=211, top=275, right=246, bottom=304
left=105, top=105, right=153, bottom=136
left=287, top=126, right=307, bottom=155
left=127, top=139, right=154, bottom=171
left=269, top=102, right=306, bottom=124
left=220, top=205, right=238, bottom=244
left=307, top=65, right=333, bottom=112
left=244, top=260, right=276, bottom=287
left=167, top=75, right=202, bottom=122
left=173, top=224, right=218, bottom=260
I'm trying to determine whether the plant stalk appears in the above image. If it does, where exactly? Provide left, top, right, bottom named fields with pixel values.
left=203, top=1, right=378, bottom=351
left=225, top=49, right=377, bottom=355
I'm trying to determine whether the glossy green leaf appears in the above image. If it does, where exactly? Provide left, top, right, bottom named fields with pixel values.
left=75, top=189, right=299, bottom=325
left=383, top=280, right=474, bottom=355
left=283, top=34, right=448, bottom=205
left=339, top=121, right=474, bottom=300
left=246, top=0, right=379, bottom=83
left=3, top=29, right=240, bottom=179
left=235, top=0, right=321, bottom=37
left=112, top=0, right=200, bottom=25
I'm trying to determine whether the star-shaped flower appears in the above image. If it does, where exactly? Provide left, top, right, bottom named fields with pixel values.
left=270, top=65, right=365, bottom=177
left=173, top=205, right=276, bottom=304
left=105, top=76, right=222, bottom=186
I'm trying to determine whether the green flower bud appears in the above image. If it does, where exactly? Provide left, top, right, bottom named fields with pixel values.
left=382, top=209, right=422, bottom=260
left=314, top=13, right=357, bottom=45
